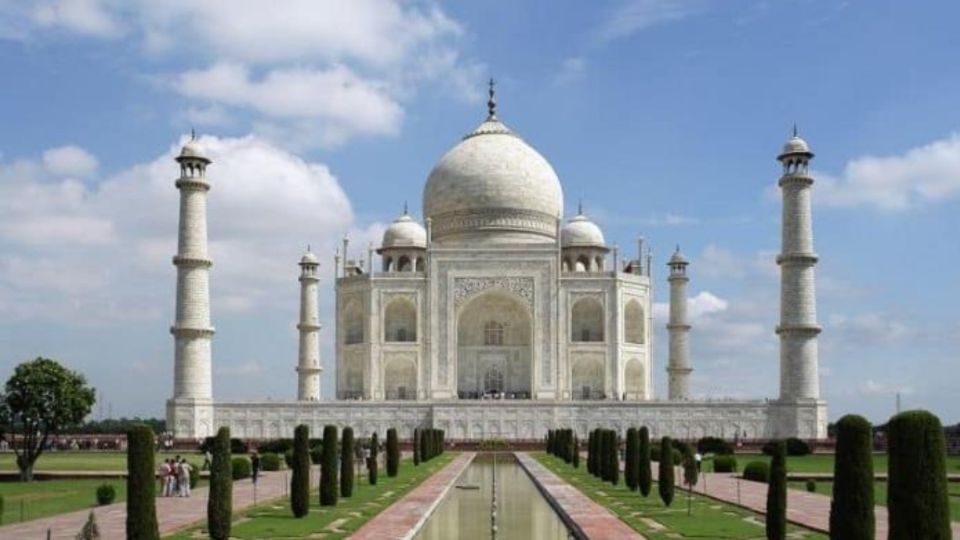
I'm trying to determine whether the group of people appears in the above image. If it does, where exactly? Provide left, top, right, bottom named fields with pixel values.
left=158, top=456, right=192, bottom=497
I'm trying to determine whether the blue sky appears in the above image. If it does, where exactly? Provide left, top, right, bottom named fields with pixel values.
left=0, top=0, right=957, bottom=425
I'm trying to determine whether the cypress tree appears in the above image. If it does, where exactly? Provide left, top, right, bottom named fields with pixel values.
left=413, top=428, right=421, bottom=466
left=766, top=441, right=787, bottom=540
left=207, top=426, right=233, bottom=540
left=658, top=436, right=674, bottom=507
left=608, top=431, right=620, bottom=486
left=573, top=435, right=580, bottom=468
left=418, top=428, right=428, bottom=462
left=340, top=427, right=354, bottom=498
left=125, top=424, right=159, bottom=540
left=562, top=430, right=571, bottom=463
left=625, top=427, right=639, bottom=491
left=829, top=415, right=874, bottom=539
left=386, top=428, right=399, bottom=477
left=320, top=425, right=338, bottom=506
left=547, top=430, right=554, bottom=455
left=291, top=424, right=310, bottom=518
left=587, top=430, right=595, bottom=474
left=369, top=432, right=379, bottom=485
left=887, top=410, right=951, bottom=540
left=638, top=427, right=652, bottom=497
left=599, top=429, right=610, bottom=481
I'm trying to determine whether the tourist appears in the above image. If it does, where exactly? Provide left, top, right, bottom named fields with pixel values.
left=164, top=459, right=176, bottom=497
left=251, top=452, right=261, bottom=485
left=157, top=459, right=169, bottom=497
left=178, top=459, right=192, bottom=497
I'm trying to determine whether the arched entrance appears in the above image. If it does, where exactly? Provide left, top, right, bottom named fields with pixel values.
left=456, top=290, right=532, bottom=399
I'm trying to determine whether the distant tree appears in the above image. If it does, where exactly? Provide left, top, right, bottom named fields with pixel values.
left=340, top=427, right=354, bottom=498
left=887, top=410, right=951, bottom=539
left=598, top=429, right=610, bottom=481
left=413, top=428, right=421, bottom=466
left=829, top=415, right=874, bottom=539
left=386, top=428, right=399, bottom=477
left=608, top=430, right=620, bottom=486
left=126, top=425, right=159, bottom=540
left=0, top=358, right=96, bottom=481
left=207, top=427, right=233, bottom=540
left=320, top=425, right=338, bottom=506
left=290, top=425, right=310, bottom=518
left=572, top=435, right=580, bottom=468
left=638, top=427, right=652, bottom=497
left=658, top=436, right=675, bottom=507
left=369, top=432, right=379, bottom=485
left=765, top=441, right=786, bottom=540
left=625, top=428, right=639, bottom=491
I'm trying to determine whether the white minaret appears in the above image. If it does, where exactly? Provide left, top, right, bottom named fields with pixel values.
left=297, top=248, right=322, bottom=400
left=168, top=135, right=215, bottom=438
left=776, top=128, right=821, bottom=402
left=666, top=246, right=692, bottom=400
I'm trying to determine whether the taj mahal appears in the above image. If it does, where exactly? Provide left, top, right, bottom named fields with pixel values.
left=166, top=84, right=827, bottom=442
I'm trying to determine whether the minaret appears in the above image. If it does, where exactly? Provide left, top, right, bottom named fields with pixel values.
left=297, top=248, right=322, bottom=400
left=168, top=134, right=215, bottom=437
left=666, top=246, right=692, bottom=400
left=776, top=128, right=821, bottom=402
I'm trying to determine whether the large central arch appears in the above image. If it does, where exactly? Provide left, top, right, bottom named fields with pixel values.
left=456, top=290, right=532, bottom=399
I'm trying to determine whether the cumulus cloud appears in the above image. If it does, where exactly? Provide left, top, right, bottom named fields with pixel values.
left=594, top=0, right=703, bottom=44
left=816, top=133, right=960, bottom=210
left=42, top=144, right=99, bottom=176
left=31, top=0, right=123, bottom=38
left=0, top=135, right=354, bottom=323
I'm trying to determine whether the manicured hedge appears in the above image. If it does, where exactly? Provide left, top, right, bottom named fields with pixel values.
left=413, top=428, right=421, bottom=466
left=887, top=410, right=950, bottom=539
left=291, top=424, right=310, bottom=518
left=369, top=432, right=379, bottom=485
left=260, top=452, right=281, bottom=471
left=207, top=427, right=233, bottom=540
left=829, top=414, right=874, bottom=539
left=126, top=424, right=159, bottom=540
left=231, top=457, right=251, bottom=480
left=625, top=428, right=639, bottom=491
left=743, top=461, right=770, bottom=483
left=320, top=425, right=338, bottom=506
left=658, top=436, right=674, bottom=507
left=638, top=426, right=652, bottom=497
left=763, top=437, right=811, bottom=457
left=697, top=436, right=734, bottom=455
left=340, top=427, right=355, bottom=498
left=766, top=441, right=787, bottom=540
left=386, top=428, right=399, bottom=477
left=96, top=484, right=116, bottom=506
left=713, top=455, right=738, bottom=473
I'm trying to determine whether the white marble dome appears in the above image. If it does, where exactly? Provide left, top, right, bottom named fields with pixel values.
left=300, top=250, right=319, bottom=265
left=423, top=117, right=563, bottom=243
left=780, top=135, right=812, bottom=156
left=179, top=138, right=209, bottom=161
left=381, top=212, right=427, bottom=249
left=561, top=213, right=605, bottom=248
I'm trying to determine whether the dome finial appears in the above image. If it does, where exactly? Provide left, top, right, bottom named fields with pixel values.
left=578, top=199, right=583, bottom=215
left=487, top=78, right=497, bottom=120
left=792, top=123, right=798, bottom=138
left=191, top=127, right=197, bottom=140
left=307, top=244, right=311, bottom=252
left=403, top=201, right=408, bottom=215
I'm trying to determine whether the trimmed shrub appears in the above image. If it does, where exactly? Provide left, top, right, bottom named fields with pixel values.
left=320, top=425, right=338, bottom=506
left=608, top=431, right=619, bottom=486
left=638, top=427, right=652, bottom=497
left=658, top=436, right=675, bottom=507
left=806, top=479, right=817, bottom=493
left=207, top=427, right=233, bottom=540
left=829, top=414, right=873, bottom=539
left=340, top=427, right=355, bottom=498
left=697, top=436, right=734, bottom=456
left=96, top=483, right=116, bottom=506
left=126, top=424, right=159, bottom=540
left=713, top=455, right=738, bottom=473
left=786, top=437, right=811, bottom=456
left=573, top=436, right=580, bottom=468
left=0, top=494, right=4, bottom=525
left=369, top=432, right=379, bottom=485
left=887, top=410, right=951, bottom=540
left=200, top=437, right=247, bottom=455
left=291, top=424, right=310, bottom=518
left=260, top=452, right=281, bottom=471
left=587, top=430, right=596, bottom=475
left=231, top=457, right=251, bottom=480
left=651, top=443, right=682, bottom=465
left=625, top=427, right=639, bottom=491
left=766, top=441, right=787, bottom=540
left=310, top=445, right=323, bottom=465
left=284, top=449, right=295, bottom=469
left=598, top=429, right=609, bottom=480
left=188, top=462, right=200, bottom=490
left=743, top=461, right=770, bottom=483
left=413, top=428, right=421, bottom=466
left=418, top=428, right=427, bottom=463
left=547, top=430, right=555, bottom=455
left=386, top=428, right=399, bottom=477
left=257, top=439, right=293, bottom=454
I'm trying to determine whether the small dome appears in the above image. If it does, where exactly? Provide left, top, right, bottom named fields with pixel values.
left=300, top=250, right=319, bottom=265
left=178, top=137, right=210, bottom=162
left=561, top=213, right=605, bottom=248
left=381, top=212, right=426, bottom=250
left=669, top=248, right=688, bottom=265
left=779, top=135, right=813, bottom=159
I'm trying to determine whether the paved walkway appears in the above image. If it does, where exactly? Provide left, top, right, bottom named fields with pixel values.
left=516, top=453, right=644, bottom=540
left=682, top=471, right=960, bottom=539
left=349, top=452, right=475, bottom=540
left=0, top=469, right=301, bottom=539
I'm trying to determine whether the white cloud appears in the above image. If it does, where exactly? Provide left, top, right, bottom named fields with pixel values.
left=816, top=134, right=960, bottom=210
left=643, top=213, right=699, bottom=226
left=826, top=312, right=918, bottom=347
left=0, top=134, right=354, bottom=323
left=860, top=379, right=914, bottom=397
left=31, top=0, right=122, bottom=38
left=42, top=144, right=99, bottom=176
left=594, top=0, right=703, bottom=44
left=555, top=56, right=587, bottom=85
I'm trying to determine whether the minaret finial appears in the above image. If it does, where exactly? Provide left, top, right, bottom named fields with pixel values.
left=487, top=78, right=497, bottom=120
left=675, top=244, right=680, bottom=253
left=403, top=201, right=408, bottom=215
left=191, top=127, right=196, bottom=140
left=578, top=199, right=583, bottom=215
left=792, top=123, right=798, bottom=138
left=307, top=244, right=311, bottom=252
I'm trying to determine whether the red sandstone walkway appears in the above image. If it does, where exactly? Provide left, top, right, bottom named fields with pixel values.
left=0, top=468, right=303, bottom=539
left=349, top=452, right=475, bottom=540
left=516, top=452, right=644, bottom=540
left=679, top=471, right=960, bottom=539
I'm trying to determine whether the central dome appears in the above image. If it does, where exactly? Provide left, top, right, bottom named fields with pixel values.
left=423, top=116, right=563, bottom=244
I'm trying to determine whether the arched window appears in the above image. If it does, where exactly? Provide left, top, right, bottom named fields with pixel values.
left=577, top=255, right=591, bottom=272
left=484, top=368, right=504, bottom=393
left=384, top=298, right=417, bottom=342
left=344, top=301, right=364, bottom=344
left=483, top=321, right=505, bottom=346
left=397, top=255, right=412, bottom=272
left=624, top=300, right=645, bottom=344
left=624, top=359, right=645, bottom=399
left=415, top=258, right=425, bottom=272
left=571, top=297, right=604, bottom=342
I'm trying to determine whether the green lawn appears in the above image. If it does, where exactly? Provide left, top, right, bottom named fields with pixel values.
left=0, top=451, right=201, bottom=472
left=166, top=453, right=455, bottom=539
left=705, top=454, right=960, bottom=474
left=535, top=453, right=825, bottom=539
left=790, top=480, right=960, bottom=522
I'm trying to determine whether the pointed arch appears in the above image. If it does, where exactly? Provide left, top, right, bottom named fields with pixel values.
left=624, top=299, right=645, bottom=344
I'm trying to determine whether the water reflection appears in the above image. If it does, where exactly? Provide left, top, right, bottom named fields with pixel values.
left=416, top=454, right=571, bottom=540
